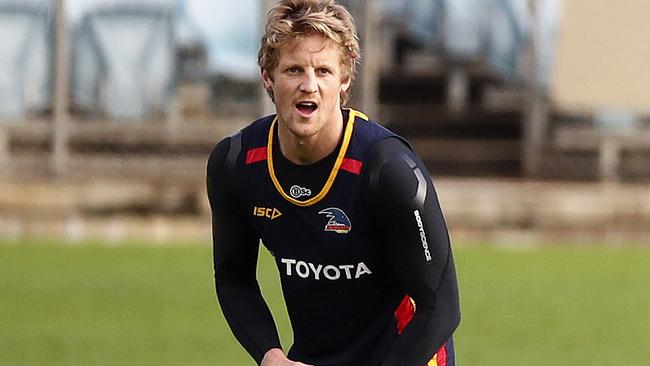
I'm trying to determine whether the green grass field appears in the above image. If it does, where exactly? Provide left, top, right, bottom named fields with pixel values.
left=1, top=241, right=649, bottom=365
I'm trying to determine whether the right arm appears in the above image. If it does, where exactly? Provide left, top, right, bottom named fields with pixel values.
left=207, top=137, right=285, bottom=365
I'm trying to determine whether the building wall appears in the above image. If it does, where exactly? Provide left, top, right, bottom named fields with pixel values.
left=552, top=0, right=650, bottom=112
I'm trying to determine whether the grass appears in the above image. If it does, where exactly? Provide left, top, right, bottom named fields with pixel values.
left=1, top=241, right=649, bottom=365
left=455, top=245, right=650, bottom=365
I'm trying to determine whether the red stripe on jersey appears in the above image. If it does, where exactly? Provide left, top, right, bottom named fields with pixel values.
left=340, top=158, right=363, bottom=175
left=436, top=345, right=447, bottom=366
left=394, top=295, right=415, bottom=334
left=396, top=296, right=448, bottom=366
left=246, top=147, right=267, bottom=164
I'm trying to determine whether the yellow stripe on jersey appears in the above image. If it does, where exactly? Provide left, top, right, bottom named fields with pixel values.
left=267, top=108, right=366, bottom=207
left=428, top=354, right=438, bottom=366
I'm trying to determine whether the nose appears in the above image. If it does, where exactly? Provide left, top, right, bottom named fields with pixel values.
left=299, top=71, right=318, bottom=94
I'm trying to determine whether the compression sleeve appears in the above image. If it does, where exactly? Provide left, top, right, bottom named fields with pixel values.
left=207, top=137, right=282, bottom=364
left=362, top=137, right=461, bottom=366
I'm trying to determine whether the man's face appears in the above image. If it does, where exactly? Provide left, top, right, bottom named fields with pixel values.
left=262, top=34, right=350, bottom=140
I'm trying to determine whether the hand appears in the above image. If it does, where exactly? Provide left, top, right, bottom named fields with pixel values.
left=261, top=348, right=314, bottom=366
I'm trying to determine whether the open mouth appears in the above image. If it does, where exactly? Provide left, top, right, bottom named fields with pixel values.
left=296, top=101, right=318, bottom=116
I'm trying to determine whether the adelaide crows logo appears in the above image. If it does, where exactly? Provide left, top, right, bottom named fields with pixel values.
left=318, top=208, right=352, bottom=234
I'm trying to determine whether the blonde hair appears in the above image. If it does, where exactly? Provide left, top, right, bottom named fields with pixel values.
left=258, top=0, right=361, bottom=104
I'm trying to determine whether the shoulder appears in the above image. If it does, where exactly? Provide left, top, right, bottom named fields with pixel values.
left=367, top=136, right=413, bottom=164
left=345, top=108, right=411, bottom=163
left=349, top=109, right=396, bottom=144
left=365, top=137, right=418, bottom=183
left=207, top=136, right=232, bottom=179
left=363, top=137, right=430, bottom=206
left=240, top=114, right=275, bottom=142
left=207, top=114, right=276, bottom=176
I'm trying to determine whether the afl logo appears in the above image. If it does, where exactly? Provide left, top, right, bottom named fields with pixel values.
left=318, top=208, right=352, bottom=234
left=290, top=185, right=312, bottom=198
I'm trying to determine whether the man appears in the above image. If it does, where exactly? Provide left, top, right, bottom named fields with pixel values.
left=206, top=1, right=460, bottom=365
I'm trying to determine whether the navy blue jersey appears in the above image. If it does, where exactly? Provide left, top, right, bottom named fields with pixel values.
left=234, top=109, right=400, bottom=364
left=209, top=108, right=458, bottom=366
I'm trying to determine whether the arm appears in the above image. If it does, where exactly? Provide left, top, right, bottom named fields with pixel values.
left=363, top=138, right=461, bottom=366
left=207, top=137, right=283, bottom=365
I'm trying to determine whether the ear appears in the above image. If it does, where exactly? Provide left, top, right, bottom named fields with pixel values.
left=261, top=69, right=274, bottom=91
left=341, top=77, right=351, bottom=93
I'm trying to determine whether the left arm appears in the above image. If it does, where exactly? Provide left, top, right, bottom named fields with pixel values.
left=362, top=137, right=461, bottom=366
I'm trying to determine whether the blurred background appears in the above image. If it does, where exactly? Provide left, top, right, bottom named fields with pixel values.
left=1, top=0, right=649, bottom=365
left=0, top=0, right=649, bottom=243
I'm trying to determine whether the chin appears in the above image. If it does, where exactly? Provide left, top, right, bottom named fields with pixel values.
left=288, top=126, right=319, bottom=139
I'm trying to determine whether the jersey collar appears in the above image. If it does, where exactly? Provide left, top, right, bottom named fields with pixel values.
left=267, top=108, right=368, bottom=207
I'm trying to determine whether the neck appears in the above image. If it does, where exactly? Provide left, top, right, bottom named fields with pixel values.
left=278, top=112, right=344, bottom=165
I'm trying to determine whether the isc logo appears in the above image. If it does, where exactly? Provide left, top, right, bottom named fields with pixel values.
left=253, top=206, right=282, bottom=220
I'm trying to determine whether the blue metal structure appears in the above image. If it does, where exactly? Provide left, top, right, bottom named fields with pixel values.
left=71, top=3, right=176, bottom=120
left=484, top=0, right=530, bottom=81
left=184, top=0, right=259, bottom=80
left=535, top=0, right=561, bottom=90
left=372, top=0, right=558, bottom=85
left=404, top=0, right=442, bottom=48
left=440, top=0, right=487, bottom=59
left=0, top=0, right=52, bottom=120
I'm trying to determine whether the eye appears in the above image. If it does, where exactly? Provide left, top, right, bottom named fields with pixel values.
left=285, top=66, right=301, bottom=75
left=317, top=67, right=332, bottom=76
